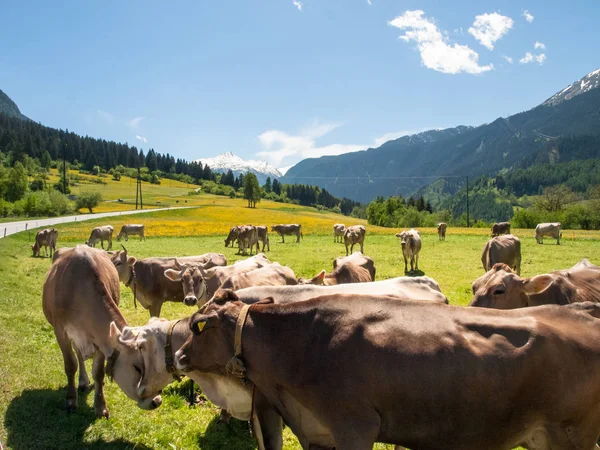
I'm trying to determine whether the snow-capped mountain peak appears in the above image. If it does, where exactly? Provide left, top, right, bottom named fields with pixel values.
left=543, top=68, right=600, bottom=106
left=195, top=152, right=282, bottom=184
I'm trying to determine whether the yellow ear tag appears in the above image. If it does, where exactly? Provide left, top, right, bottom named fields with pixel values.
left=195, top=321, right=207, bottom=333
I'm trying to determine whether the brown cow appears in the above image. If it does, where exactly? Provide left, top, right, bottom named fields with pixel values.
left=343, top=225, right=366, bottom=256
left=32, top=228, right=58, bottom=257
left=177, top=295, right=600, bottom=450
left=396, top=229, right=421, bottom=273
left=333, top=224, right=346, bottom=243
left=481, top=234, right=521, bottom=275
left=86, top=225, right=114, bottom=250
left=43, top=245, right=161, bottom=418
left=220, top=263, right=297, bottom=290
left=110, top=249, right=227, bottom=316
left=470, top=259, right=600, bottom=309
left=116, top=224, right=145, bottom=241
left=299, top=252, right=374, bottom=285
left=334, top=252, right=376, bottom=280
left=491, top=221, right=511, bottom=237
left=271, top=224, right=302, bottom=243
left=224, top=226, right=241, bottom=248
left=226, top=225, right=270, bottom=252
left=536, top=222, right=561, bottom=245
left=437, top=222, right=447, bottom=241
left=237, top=225, right=259, bottom=256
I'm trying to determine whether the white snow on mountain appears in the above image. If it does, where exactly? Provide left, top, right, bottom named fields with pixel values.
left=195, top=152, right=282, bottom=184
left=544, top=68, right=600, bottom=106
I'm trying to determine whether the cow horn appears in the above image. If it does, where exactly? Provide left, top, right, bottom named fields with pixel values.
left=173, top=258, right=183, bottom=270
left=121, top=244, right=128, bottom=253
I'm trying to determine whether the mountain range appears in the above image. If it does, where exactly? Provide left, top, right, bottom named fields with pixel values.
left=282, top=68, right=600, bottom=203
left=0, top=89, right=29, bottom=121
left=196, top=152, right=282, bottom=184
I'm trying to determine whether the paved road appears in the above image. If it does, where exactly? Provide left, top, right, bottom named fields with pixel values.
left=0, top=206, right=195, bottom=239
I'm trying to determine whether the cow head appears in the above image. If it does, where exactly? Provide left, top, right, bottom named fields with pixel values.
left=31, top=243, right=40, bottom=257
left=116, top=232, right=124, bottom=242
left=395, top=231, right=408, bottom=247
left=107, top=321, right=163, bottom=410
left=164, top=259, right=210, bottom=307
left=297, top=270, right=326, bottom=285
left=469, top=264, right=555, bottom=309
left=110, top=248, right=136, bottom=285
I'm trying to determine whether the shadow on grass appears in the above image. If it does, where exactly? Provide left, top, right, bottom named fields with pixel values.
left=197, top=415, right=256, bottom=450
left=5, top=388, right=152, bottom=450
left=404, top=269, right=425, bottom=277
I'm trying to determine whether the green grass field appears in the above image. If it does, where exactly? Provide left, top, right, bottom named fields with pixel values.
left=1, top=198, right=599, bottom=450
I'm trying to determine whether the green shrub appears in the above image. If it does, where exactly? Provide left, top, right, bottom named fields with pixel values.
left=76, top=191, right=103, bottom=213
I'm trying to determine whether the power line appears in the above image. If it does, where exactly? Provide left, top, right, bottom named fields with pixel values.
left=282, top=175, right=465, bottom=180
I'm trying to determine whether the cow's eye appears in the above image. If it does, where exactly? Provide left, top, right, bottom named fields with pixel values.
left=134, top=365, right=142, bottom=375
left=493, top=287, right=506, bottom=295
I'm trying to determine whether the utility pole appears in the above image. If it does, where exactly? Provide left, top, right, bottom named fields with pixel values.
left=62, top=143, right=67, bottom=194
left=135, top=166, right=143, bottom=210
left=466, top=176, right=470, bottom=228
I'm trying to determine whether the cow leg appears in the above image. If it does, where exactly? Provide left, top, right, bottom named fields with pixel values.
left=415, top=254, right=419, bottom=271
left=92, top=351, right=109, bottom=418
left=75, top=347, right=91, bottom=392
left=218, top=409, right=231, bottom=424
left=54, top=328, right=78, bottom=413
left=403, top=256, right=408, bottom=273
left=149, top=301, right=162, bottom=318
left=345, top=245, right=349, bottom=256
left=253, top=389, right=283, bottom=450
left=360, top=242, right=364, bottom=254
left=281, top=235, right=285, bottom=243
left=267, top=238, right=270, bottom=252
left=107, top=237, right=112, bottom=251
left=100, top=239, right=105, bottom=250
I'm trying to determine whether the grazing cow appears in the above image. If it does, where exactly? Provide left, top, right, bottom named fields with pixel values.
left=42, top=245, right=161, bottom=418
left=116, top=224, right=145, bottom=241
left=165, top=253, right=272, bottom=303
left=481, top=234, right=521, bottom=275
left=32, top=228, right=58, bottom=257
left=177, top=294, right=600, bottom=450
left=396, top=229, right=421, bottom=272
left=236, top=225, right=259, bottom=256
left=110, top=249, right=227, bottom=316
left=224, top=226, right=241, bottom=248
left=333, top=252, right=376, bottom=280
left=437, top=222, right=447, bottom=241
left=256, top=225, right=270, bottom=252
left=333, top=224, right=346, bottom=243
left=490, top=221, right=511, bottom=237
left=226, top=225, right=270, bottom=252
left=271, top=224, right=302, bottom=243
left=470, top=258, right=600, bottom=309
left=220, top=263, right=297, bottom=290
left=343, top=225, right=366, bottom=256
left=536, top=222, right=561, bottom=245
left=107, top=278, right=447, bottom=449
left=86, top=225, right=114, bottom=251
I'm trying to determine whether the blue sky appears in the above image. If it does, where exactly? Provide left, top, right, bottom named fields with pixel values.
left=1, top=0, right=599, bottom=172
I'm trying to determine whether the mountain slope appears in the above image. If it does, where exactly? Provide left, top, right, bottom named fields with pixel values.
left=196, top=152, right=282, bottom=184
left=0, top=89, right=29, bottom=121
left=282, top=68, right=600, bottom=203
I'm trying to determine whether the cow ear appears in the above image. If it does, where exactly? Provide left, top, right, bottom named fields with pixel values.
left=214, top=289, right=238, bottom=304
left=191, top=314, right=219, bottom=335
left=127, top=256, right=136, bottom=266
left=109, top=322, right=122, bottom=348
left=522, top=274, right=554, bottom=295
left=395, top=233, right=401, bottom=238
left=164, top=269, right=182, bottom=281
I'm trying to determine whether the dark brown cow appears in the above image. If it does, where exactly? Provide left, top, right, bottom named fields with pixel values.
left=220, top=263, right=297, bottom=290
left=491, top=221, right=511, bottom=237
left=470, top=259, right=600, bottom=309
left=271, top=224, right=302, bottom=243
left=32, top=227, right=58, bottom=257
left=110, top=249, right=227, bottom=316
left=177, top=295, right=600, bottom=450
left=343, top=225, right=366, bottom=256
left=43, top=245, right=161, bottom=418
left=224, top=226, right=241, bottom=248
left=481, top=234, right=521, bottom=275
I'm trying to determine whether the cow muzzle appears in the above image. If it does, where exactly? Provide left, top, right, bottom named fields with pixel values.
left=137, top=395, right=162, bottom=410
left=184, top=296, right=198, bottom=307
left=174, top=348, right=191, bottom=372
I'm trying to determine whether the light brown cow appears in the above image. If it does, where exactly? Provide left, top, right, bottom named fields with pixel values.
left=116, top=224, right=145, bottom=241
left=177, top=294, right=600, bottom=450
left=470, top=259, right=600, bottom=309
left=110, top=249, right=227, bottom=316
left=42, top=245, right=161, bottom=418
left=396, top=229, right=421, bottom=273
left=220, top=263, right=297, bottom=290
left=334, top=252, right=376, bottom=280
left=299, top=252, right=375, bottom=285
left=86, top=225, right=114, bottom=250
left=333, top=224, right=346, bottom=243
left=437, top=222, right=447, bottom=241
left=226, top=225, right=270, bottom=252
left=491, top=221, right=511, bottom=237
left=224, top=226, right=241, bottom=248
left=536, top=222, right=561, bottom=245
left=343, top=225, right=366, bottom=256
left=32, top=228, right=58, bottom=257
left=237, top=225, right=259, bottom=256
left=481, top=234, right=521, bottom=275
left=271, top=224, right=302, bottom=243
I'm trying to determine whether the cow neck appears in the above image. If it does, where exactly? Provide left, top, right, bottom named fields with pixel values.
left=164, top=318, right=183, bottom=374
left=124, top=262, right=138, bottom=309
left=225, top=303, right=253, bottom=383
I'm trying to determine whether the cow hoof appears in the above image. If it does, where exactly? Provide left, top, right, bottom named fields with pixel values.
left=66, top=399, right=77, bottom=414
left=218, top=410, right=232, bottom=425
left=95, top=407, right=110, bottom=419
left=78, top=383, right=91, bottom=393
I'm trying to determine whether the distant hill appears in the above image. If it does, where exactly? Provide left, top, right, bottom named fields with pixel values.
left=196, top=152, right=282, bottom=184
left=0, top=89, right=29, bottom=121
left=282, top=68, right=600, bottom=203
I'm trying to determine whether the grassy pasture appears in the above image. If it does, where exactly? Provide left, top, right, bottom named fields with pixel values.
left=1, top=201, right=600, bottom=450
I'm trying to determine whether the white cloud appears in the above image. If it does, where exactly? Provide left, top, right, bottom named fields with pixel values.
left=278, top=165, right=294, bottom=175
left=534, top=41, right=546, bottom=50
left=523, top=10, right=534, bottom=23
left=135, top=135, right=148, bottom=143
left=97, top=110, right=114, bottom=125
left=389, top=10, right=493, bottom=75
left=502, top=55, right=513, bottom=64
left=293, top=0, right=302, bottom=11
left=366, top=0, right=372, bottom=5
left=519, top=52, right=546, bottom=64
left=128, top=116, right=144, bottom=128
left=468, top=13, right=514, bottom=50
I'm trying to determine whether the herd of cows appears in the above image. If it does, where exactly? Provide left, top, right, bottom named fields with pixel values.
left=31, top=217, right=600, bottom=450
